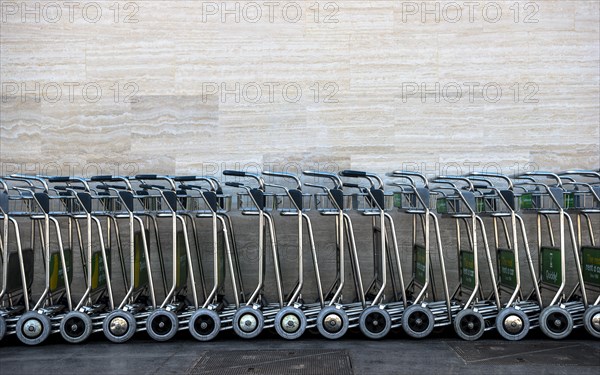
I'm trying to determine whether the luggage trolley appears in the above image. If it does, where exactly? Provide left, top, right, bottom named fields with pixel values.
left=558, top=170, right=600, bottom=338
left=465, top=172, right=542, bottom=341
left=43, top=176, right=116, bottom=344
left=91, top=175, right=157, bottom=343
left=172, top=176, right=242, bottom=341
left=222, top=170, right=284, bottom=339
left=430, top=176, right=502, bottom=340
left=121, top=175, right=200, bottom=342
left=262, top=171, right=325, bottom=340
left=0, top=178, right=35, bottom=342
left=302, top=170, right=366, bottom=339
left=336, top=170, right=407, bottom=339
left=387, top=171, right=459, bottom=338
left=513, top=171, right=587, bottom=339
left=6, top=175, right=75, bottom=345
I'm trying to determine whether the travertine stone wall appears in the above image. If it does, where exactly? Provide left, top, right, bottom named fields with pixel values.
left=1, top=0, right=599, bottom=178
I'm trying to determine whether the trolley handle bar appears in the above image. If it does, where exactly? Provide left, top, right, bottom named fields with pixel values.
left=133, top=174, right=176, bottom=190
left=178, top=183, right=206, bottom=191
left=90, top=176, right=133, bottom=190
left=560, top=170, right=600, bottom=180
left=303, top=182, right=328, bottom=192
left=139, top=183, right=168, bottom=191
left=436, top=175, right=474, bottom=191
left=172, top=176, right=217, bottom=191
left=225, top=182, right=245, bottom=188
left=54, top=185, right=87, bottom=191
left=469, top=172, right=514, bottom=189
left=135, top=174, right=158, bottom=180
left=340, top=170, right=384, bottom=189
left=90, top=175, right=116, bottom=182
left=389, top=171, right=429, bottom=187
left=96, top=184, right=128, bottom=191
left=42, top=176, right=90, bottom=191
left=223, top=170, right=265, bottom=190
left=339, top=170, right=367, bottom=177
left=472, top=183, right=491, bottom=190
left=46, top=176, right=71, bottom=183
left=342, top=182, right=362, bottom=189
left=171, top=176, right=198, bottom=181
left=262, top=171, right=302, bottom=190
left=303, top=170, right=343, bottom=189
left=520, top=171, right=562, bottom=187
left=222, top=170, right=246, bottom=177
left=10, top=174, right=49, bottom=192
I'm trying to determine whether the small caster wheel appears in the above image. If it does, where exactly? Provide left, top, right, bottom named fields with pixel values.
left=495, top=307, right=529, bottom=341
left=233, top=306, right=264, bottom=339
left=402, top=304, right=435, bottom=339
left=359, top=306, right=391, bottom=340
left=146, top=309, right=179, bottom=342
left=103, top=310, right=136, bottom=343
left=454, top=309, right=485, bottom=341
left=583, top=305, right=600, bottom=339
left=317, top=306, right=348, bottom=340
left=539, top=306, right=573, bottom=340
left=274, top=306, right=307, bottom=340
left=16, top=311, right=51, bottom=346
left=60, top=311, right=93, bottom=344
left=189, top=309, right=221, bottom=341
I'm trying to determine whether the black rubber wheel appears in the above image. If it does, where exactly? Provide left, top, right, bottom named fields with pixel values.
left=454, top=309, right=485, bottom=341
left=317, top=306, right=349, bottom=340
left=103, top=310, right=137, bottom=343
left=539, top=306, right=573, bottom=340
left=274, top=306, right=307, bottom=340
left=146, top=309, right=179, bottom=342
left=232, top=306, right=264, bottom=339
left=16, top=311, right=51, bottom=346
left=496, top=307, right=530, bottom=341
left=402, top=304, right=435, bottom=339
left=189, top=309, right=221, bottom=341
left=60, top=311, right=93, bottom=344
left=359, top=306, right=391, bottom=339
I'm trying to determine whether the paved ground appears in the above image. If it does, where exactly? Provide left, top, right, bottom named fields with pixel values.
left=1, top=329, right=599, bottom=375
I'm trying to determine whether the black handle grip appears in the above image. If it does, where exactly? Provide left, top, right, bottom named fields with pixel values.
left=96, top=184, right=128, bottom=191
left=139, top=183, right=166, bottom=190
left=343, top=182, right=361, bottom=188
left=472, top=184, right=489, bottom=190
left=225, top=182, right=244, bottom=188
left=135, top=174, right=158, bottom=180
left=172, top=176, right=197, bottom=182
left=340, top=170, right=368, bottom=177
left=54, top=185, right=86, bottom=191
left=48, top=176, right=71, bottom=183
left=90, top=175, right=114, bottom=182
left=223, top=170, right=246, bottom=177
left=178, top=183, right=206, bottom=190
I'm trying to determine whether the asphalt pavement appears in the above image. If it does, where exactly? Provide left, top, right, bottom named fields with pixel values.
left=1, top=328, right=599, bottom=375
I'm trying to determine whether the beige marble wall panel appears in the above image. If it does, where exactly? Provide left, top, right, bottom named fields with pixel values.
left=0, top=0, right=598, bottom=178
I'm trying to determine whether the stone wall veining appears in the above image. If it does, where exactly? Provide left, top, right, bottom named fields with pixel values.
left=1, top=0, right=598, bottom=177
